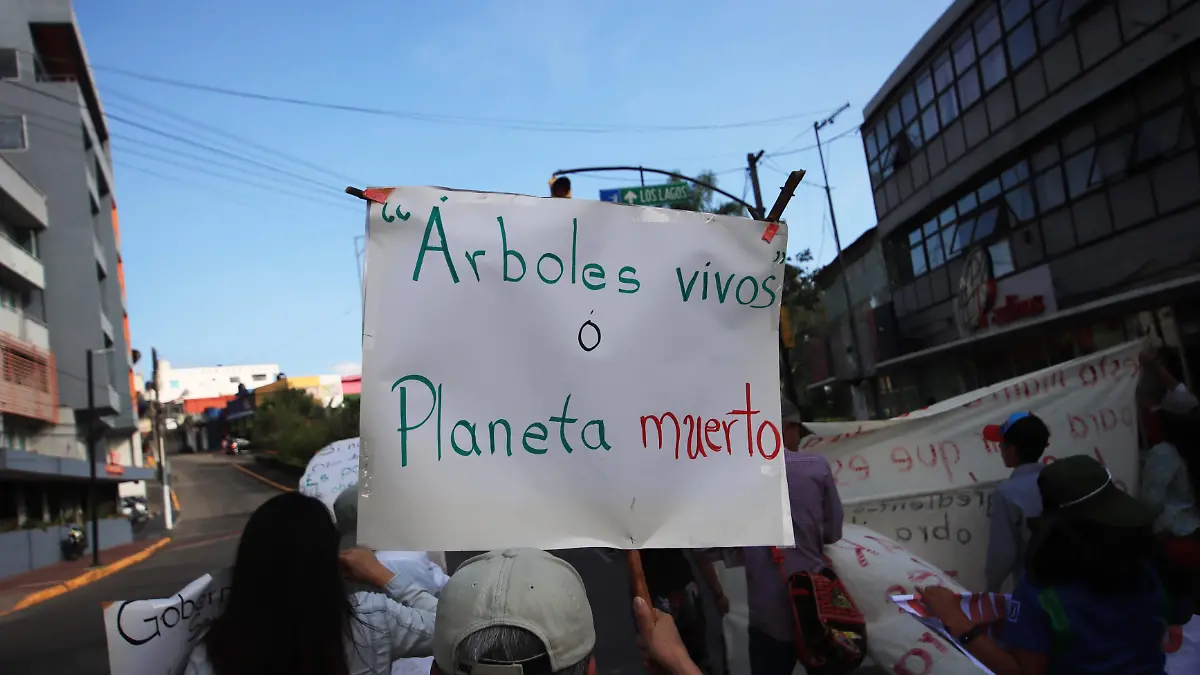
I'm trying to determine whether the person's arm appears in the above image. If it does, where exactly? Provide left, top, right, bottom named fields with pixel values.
left=1140, top=445, right=1179, bottom=515
left=923, top=582, right=1049, bottom=675
left=693, top=551, right=729, bottom=615
left=984, top=490, right=1019, bottom=592
left=820, top=464, right=845, bottom=544
left=353, top=592, right=438, bottom=659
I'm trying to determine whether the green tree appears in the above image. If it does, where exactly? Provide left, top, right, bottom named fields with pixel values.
left=668, top=170, right=747, bottom=217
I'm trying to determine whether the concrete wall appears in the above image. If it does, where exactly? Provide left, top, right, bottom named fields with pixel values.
left=0, top=9, right=136, bottom=435
left=158, top=362, right=281, bottom=401
left=0, top=517, right=132, bottom=581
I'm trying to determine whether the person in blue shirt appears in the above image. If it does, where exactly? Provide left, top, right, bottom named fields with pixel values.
left=922, top=455, right=1192, bottom=675
left=983, top=412, right=1049, bottom=592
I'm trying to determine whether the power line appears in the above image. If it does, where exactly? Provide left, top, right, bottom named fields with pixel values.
left=765, top=127, right=859, bottom=158
left=4, top=80, right=339, bottom=192
left=13, top=111, right=356, bottom=215
left=100, top=87, right=358, bottom=185
left=79, top=61, right=841, bottom=133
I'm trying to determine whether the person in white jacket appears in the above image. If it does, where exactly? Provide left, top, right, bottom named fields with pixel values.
left=184, top=492, right=437, bottom=675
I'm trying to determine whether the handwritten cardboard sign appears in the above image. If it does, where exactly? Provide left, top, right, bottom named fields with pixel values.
left=807, top=340, right=1142, bottom=590
left=359, top=187, right=792, bottom=551
left=299, top=437, right=361, bottom=508
left=103, top=569, right=232, bottom=675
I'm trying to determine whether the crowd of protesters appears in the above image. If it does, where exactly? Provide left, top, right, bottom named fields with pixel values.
left=181, top=347, right=1197, bottom=675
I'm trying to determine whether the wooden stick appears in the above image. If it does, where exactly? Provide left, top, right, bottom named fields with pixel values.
left=626, top=549, right=652, bottom=606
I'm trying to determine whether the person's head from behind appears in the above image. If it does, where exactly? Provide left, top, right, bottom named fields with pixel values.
left=432, top=548, right=596, bottom=675
left=550, top=177, right=572, bottom=199
left=1026, top=455, right=1157, bottom=592
left=205, top=492, right=352, bottom=675
left=781, top=398, right=803, bottom=451
left=983, top=412, right=1049, bottom=468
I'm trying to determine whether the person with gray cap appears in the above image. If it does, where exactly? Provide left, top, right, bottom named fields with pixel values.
left=432, top=547, right=706, bottom=675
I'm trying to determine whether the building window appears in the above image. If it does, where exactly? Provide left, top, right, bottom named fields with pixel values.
left=252, top=373, right=267, bottom=382
left=0, top=115, right=27, bottom=151
left=1007, top=19, right=1037, bottom=70
left=0, top=49, right=18, bottom=80
left=229, top=376, right=241, bottom=384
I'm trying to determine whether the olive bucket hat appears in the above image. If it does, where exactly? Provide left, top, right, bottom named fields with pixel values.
left=1037, top=455, right=1155, bottom=528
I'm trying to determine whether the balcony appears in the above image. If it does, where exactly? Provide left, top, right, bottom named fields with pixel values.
left=99, top=308, right=113, bottom=341
left=0, top=334, right=57, bottom=423
left=93, top=233, right=107, bottom=277
left=0, top=157, right=47, bottom=230
left=0, top=306, right=49, bottom=352
left=0, top=233, right=44, bottom=289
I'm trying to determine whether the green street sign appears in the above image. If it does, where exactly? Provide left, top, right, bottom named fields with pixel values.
left=617, top=182, right=692, bottom=207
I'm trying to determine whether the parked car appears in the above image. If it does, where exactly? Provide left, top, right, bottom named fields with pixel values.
left=225, top=437, right=251, bottom=454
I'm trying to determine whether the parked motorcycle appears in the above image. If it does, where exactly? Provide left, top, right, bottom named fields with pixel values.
left=61, top=524, right=87, bottom=561
left=121, top=497, right=150, bottom=527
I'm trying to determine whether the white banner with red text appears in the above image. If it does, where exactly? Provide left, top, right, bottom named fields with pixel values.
left=805, top=340, right=1143, bottom=591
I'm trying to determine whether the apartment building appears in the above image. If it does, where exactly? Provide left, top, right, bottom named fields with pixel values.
left=854, top=0, right=1200, bottom=414
left=0, top=0, right=150, bottom=559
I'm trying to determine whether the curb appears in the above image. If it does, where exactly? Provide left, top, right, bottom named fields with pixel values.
left=0, top=537, right=172, bottom=618
left=230, top=462, right=293, bottom=492
left=170, top=489, right=181, bottom=512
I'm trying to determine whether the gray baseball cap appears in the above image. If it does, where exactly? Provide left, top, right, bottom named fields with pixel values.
left=434, top=548, right=595, bottom=675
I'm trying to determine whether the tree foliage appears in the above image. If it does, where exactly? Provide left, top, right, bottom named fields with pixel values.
left=252, top=389, right=360, bottom=466
left=667, top=170, right=747, bottom=217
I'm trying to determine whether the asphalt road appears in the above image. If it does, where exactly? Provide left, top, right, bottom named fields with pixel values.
left=0, top=453, right=278, bottom=675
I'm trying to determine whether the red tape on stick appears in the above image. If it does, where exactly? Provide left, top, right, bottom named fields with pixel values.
left=761, top=222, right=780, bottom=243
left=362, top=187, right=395, bottom=205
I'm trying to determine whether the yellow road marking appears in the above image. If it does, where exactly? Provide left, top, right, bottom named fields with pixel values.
left=0, top=537, right=172, bottom=617
left=230, top=462, right=294, bottom=492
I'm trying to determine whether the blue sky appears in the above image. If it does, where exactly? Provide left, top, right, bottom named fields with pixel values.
left=73, top=0, right=952, bottom=378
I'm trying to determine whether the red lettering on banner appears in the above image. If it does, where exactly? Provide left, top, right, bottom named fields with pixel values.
left=893, top=442, right=960, bottom=482
left=1069, top=407, right=1133, bottom=439
left=832, top=455, right=871, bottom=486
left=834, top=538, right=881, bottom=567
left=892, top=648, right=933, bottom=675
left=800, top=424, right=874, bottom=451
left=1080, top=354, right=1140, bottom=387
left=969, top=369, right=1068, bottom=409
left=917, top=631, right=950, bottom=654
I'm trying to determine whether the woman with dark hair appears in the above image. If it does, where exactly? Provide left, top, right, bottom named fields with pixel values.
left=184, top=492, right=438, bottom=675
left=921, top=455, right=1191, bottom=675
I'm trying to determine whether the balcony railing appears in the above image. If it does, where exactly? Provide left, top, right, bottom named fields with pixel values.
left=0, top=334, right=57, bottom=423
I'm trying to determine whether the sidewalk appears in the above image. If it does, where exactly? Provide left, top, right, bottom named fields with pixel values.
left=0, top=537, right=169, bottom=616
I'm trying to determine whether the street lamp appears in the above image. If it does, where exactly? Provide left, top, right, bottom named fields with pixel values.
left=86, top=346, right=114, bottom=568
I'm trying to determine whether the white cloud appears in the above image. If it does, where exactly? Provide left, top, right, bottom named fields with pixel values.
left=332, top=361, right=362, bottom=377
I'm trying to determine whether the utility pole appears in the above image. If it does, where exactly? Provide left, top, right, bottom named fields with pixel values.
left=814, top=102, right=867, bottom=419
left=746, top=151, right=766, bottom=220
left=85, top=348, right=100, bottom=567
left=151, top=348, right=173, bottom=530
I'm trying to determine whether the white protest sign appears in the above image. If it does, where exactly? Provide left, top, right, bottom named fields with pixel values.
left=360, top=187, right=792, bottom=551
left=300, top=437, right=361, bottom=508
left=104, top=569, right=232, bottom=675
left=806, top=340, right=1143, bottom=590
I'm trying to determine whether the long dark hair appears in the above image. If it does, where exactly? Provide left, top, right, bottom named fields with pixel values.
left=1025, top=517, right=1162, bottom=594
left=1159, top=410, right=1200, bottom=509
left=204, top=492, right=353, bottom=675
